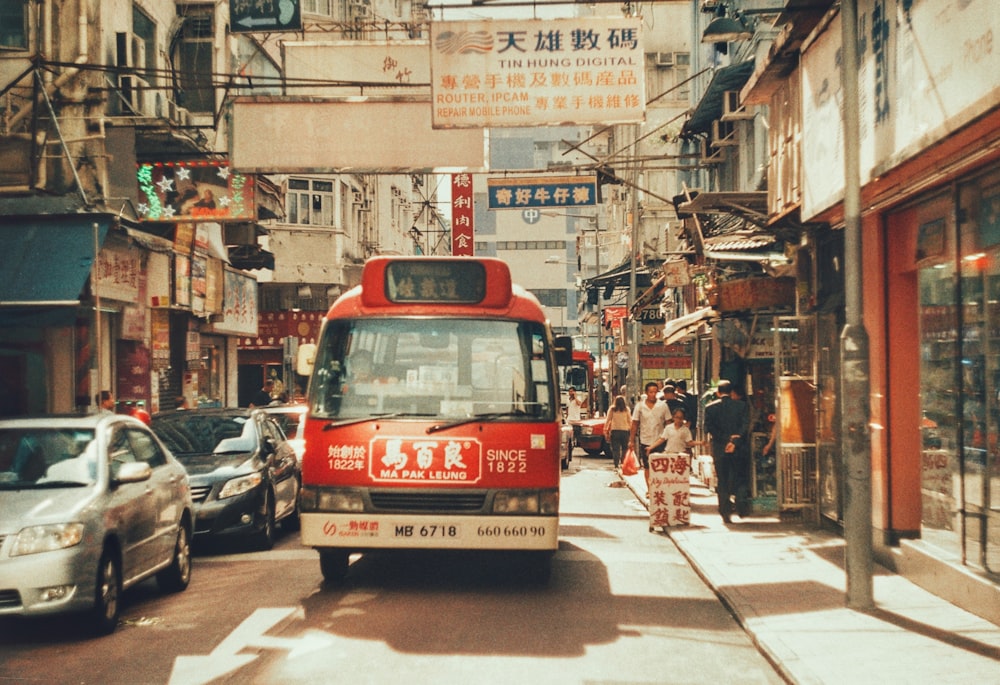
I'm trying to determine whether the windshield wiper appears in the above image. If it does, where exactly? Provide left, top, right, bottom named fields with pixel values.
left=426, top=410, right=528, bottom=434
left=322, top=412, right=436, bottom=430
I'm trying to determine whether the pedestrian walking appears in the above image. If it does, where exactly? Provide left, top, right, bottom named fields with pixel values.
left=628, top=381, right=670, bottom=487
left=604, top=394, right=632, bottom=470
left=702, top=379, right=749, bottom=523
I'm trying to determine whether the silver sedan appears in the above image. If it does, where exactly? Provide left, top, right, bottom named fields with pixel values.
left=0, top=413, right=194, bottom=635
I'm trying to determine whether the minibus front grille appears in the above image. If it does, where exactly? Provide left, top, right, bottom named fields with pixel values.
left=369, top=490, right=486, bottom=512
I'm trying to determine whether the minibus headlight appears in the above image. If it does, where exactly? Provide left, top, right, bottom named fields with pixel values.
left=317, top=489, right=365, bottom=512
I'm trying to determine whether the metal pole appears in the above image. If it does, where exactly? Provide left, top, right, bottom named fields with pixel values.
left=839, top=0, right=874, bottom=610
left=627, top=126, right=641, bottom=403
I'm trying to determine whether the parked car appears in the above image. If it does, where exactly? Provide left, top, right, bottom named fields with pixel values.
left=150, top=408, right=300, bottom=550
left=262, top=404, right=308, bottom=461
left=574, top=416, right=609, bottom=457
left=0, top=413, right=194, bottom=635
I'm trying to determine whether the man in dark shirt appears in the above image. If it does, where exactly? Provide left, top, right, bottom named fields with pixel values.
left=702, top=379, right=750, bottom=523
left=249, top=379, right=275, bottom=408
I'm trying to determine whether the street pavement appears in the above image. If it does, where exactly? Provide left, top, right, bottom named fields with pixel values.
left=619, top=468, right=1000, bottom=684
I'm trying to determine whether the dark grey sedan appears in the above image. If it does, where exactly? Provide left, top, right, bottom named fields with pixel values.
left=150, top=408, right=300, bottom=550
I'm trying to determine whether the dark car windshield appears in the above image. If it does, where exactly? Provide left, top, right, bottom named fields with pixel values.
left=151, top=414, right=254, bottom=456
left=0, top=428, right=97, bottom=487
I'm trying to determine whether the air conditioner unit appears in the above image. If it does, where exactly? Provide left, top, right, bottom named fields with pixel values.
left=721, top=90, right=755, bottom=121
left=711, top=119, right=739, bottom=146
left=654, top=51, right=674, bottom=67
left=699, top=138, right=725, bottom=164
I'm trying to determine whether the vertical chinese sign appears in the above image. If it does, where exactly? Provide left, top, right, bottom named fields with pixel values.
left=451, top=173, right=474, bottom=256
left=430, top=17, right=645, bottom=129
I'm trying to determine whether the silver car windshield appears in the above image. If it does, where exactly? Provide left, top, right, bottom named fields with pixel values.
left=0, top=428, right=97, bottom=487
left=308, top=318, right=556, bottom=421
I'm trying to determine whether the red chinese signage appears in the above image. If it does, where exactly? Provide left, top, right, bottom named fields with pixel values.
left=238, top=310, right=324, bottom=349
left=451, top=173, right=474, bottom=256
left=370, top=436, right=482, bottom=484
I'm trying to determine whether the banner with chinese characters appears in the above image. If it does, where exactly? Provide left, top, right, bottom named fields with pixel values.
left=451, top=173, right=474, bottom=255
left=648, top=451, right=691, bottom=529
left=487, top=175, right=597, bottom=210
left=136, top=161, right=255, bottom=222
left=430, top=17, right=644, bottom=128
left=209, top=268, right=259, bottom=336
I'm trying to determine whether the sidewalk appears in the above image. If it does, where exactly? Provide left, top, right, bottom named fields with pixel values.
left=620, top=469, right=1000, bottom=684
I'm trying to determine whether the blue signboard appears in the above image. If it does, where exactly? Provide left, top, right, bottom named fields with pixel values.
left=487, top=175, right=598, bottom=210
left=230, top=0, right=301, bottom=34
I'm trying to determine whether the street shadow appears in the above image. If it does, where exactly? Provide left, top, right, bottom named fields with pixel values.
left=299, top=541, right=756, bottom=658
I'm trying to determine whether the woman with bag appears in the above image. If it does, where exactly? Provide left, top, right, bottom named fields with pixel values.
left=604, top=394, right=632, bottom=471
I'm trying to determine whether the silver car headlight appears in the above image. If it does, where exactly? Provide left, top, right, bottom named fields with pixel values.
left=11, top=522, right=85, bottom=557
left=218, top=472, right=263, bottom=500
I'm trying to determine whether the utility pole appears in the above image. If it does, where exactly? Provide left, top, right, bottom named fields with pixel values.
left=840, top=0, right=874, bottom=610
left=627, top=125, right=641, bottom=403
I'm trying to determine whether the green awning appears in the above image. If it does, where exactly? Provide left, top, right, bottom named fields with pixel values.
left=681, top=60, right=755, bottom=137
left=0, top=218, right=111, bottom=306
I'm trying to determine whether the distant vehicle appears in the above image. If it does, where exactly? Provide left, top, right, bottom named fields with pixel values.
left=574, top=417, right=609, bottom=457
left=150, top=408, right=300, bottom=550
left=559, top=347, right=595, bottom=419
left=262, top=404, right=308, bottom=461
left=0, top=413, right=194, bottom=635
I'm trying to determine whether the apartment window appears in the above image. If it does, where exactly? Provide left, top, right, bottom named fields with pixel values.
left=287, top=178, right=335, bottom=226
left=133, top=6, right=156, bottom=83
left=175, top=6, right=214, bottom=113
left=0, top=0, right=27, bottom=50
left=303, top=0, right=333, bottom=16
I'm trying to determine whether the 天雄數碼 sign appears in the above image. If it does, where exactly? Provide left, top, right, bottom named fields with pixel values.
left=431, top=17, right=645, bottom=129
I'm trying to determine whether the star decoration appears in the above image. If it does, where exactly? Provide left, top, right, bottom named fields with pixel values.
left=137, top=202, right=149, bottom=216
left=217, top=166, right=231, bottom=180
left=157, top=177, right=175, bottom=194
left=218, top=196, right=232, bottom=208
left=176, top=166, right=191, bottom=181
left=163, top=205, right=177, bottom=218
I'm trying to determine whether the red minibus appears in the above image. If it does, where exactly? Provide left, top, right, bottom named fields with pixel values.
left=299, top=257, right=572, bottom=582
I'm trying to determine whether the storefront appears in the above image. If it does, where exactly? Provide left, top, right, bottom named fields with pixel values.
left=882, top=163, right=1000, bottom=576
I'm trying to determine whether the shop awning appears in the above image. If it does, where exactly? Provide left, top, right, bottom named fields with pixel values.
left=0, top=218, right=111, bottom=306
left=663, top=307, right=718, bottom=345
left=681, top=61, right=755, bottom=137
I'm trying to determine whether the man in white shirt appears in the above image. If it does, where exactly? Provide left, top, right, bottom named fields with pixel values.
left=629, top=381, right=670, bottom=486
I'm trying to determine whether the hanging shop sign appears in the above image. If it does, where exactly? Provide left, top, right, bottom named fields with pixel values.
left=210, top=269, right=259, bottom=337
left=136, top=161, right=255, bottom=222
left=487, top=175, right=598, bottom=209
left=430, top=17, right=645, bottom=128
left=452, top=173, right=474, bottom=255
left=716, top=277, right=795, bottom=312
left=93, top=236, right=140, bottom=303
left=238, top=310, right=324, bottom=350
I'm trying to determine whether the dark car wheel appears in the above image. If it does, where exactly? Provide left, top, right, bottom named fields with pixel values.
left=157, top=523, right=192, bottom=593
left=90, top=549, right=122, bottom=635
left=319, top=550, right=350, bottom=584
left=254, top=489, right=276, bottom=550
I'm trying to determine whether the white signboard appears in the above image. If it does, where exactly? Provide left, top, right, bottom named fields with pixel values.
left=230, top=97, right=488, bottom=173
left=282, top=41, right=431, bottom=96
left=430, top=17, right=645, bottom=129
left=801, top=0, right=1000, bottom=219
